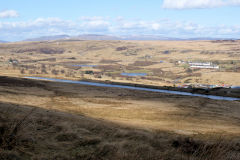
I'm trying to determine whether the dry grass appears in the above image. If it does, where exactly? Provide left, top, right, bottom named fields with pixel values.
left=0, top=76, right=240, bottom=159
left=0, top=108, right=35, bottom=151
left=0, top=40, right=239, bottom=159
left=1, top=102, right=240, bottom=160
left=0, top=40, right=240, bottom=86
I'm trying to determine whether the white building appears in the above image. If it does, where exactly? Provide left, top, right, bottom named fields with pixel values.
left=188, top=62, right=219, bottom=69
left=188, top=62, right=211, bottom=66
left=190, top=65, right=219, bottom=69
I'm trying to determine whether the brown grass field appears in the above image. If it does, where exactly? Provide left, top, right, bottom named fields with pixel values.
left=0, top=40, right=240, bottom=86
left=0, top=76, right=240, bottom=159
left=0, top=40, right=240, bottom=159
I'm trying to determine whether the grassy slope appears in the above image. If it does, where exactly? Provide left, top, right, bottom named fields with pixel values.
left=0, top=76, right=240, bottom=159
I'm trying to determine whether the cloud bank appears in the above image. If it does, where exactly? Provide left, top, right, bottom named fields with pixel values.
left=0, top=16, right=239, bottom=41
left=162, top=0, right=240, bottom=9
left=0, top=10, right=19, bottom=18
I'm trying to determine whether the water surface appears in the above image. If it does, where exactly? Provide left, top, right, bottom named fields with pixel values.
left=72, top=65, right=97, bottom=67
left=24, top=76, right=240, bottom=101
left=121, top=73, right=147, bottom=76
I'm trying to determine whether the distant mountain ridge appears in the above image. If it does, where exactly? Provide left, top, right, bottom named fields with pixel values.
left=119, top=35, right=183, bottom=40
left=0, top=40, right=7, bottom=43
left=23, top=34, right=182, bottom=41
left=75, top=34, right=121, bottom=40
left=24, top=35, right=70, bottom=41
left=22, top=34, right=239, bottom=42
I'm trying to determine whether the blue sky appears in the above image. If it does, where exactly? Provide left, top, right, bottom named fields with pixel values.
left=1, top=0, right=240, bottom=41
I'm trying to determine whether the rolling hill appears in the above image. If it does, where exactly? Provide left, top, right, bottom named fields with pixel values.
left=22, top=34, right=238, bottom=42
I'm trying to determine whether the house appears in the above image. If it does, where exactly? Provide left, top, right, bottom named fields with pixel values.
left=188, top=62, right=219, bottom=69
left=190, top=65, right=219, bottom=69
left=188, top=62, right=211, bottom=66
left=8, top=59, right=19, bottom=64
left=178, top=60, right=185, bottom=64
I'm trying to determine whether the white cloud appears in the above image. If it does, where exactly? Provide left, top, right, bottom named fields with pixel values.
left=0, top=10, right=19, bottom=18
left=81, top=19, right=110, bottom=28
left=79, top=16, right=108, bottom=21
left=0, top=17, right=240, bottom=41
left=162, top=0, right=240, bottom=9
left=151, top=23, right=161, bottom=30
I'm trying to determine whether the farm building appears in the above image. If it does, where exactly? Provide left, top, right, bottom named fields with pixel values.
left=188, top=62, right=219, bottom=69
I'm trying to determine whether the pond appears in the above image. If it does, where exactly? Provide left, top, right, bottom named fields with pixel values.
left=72, top=65, right=97, bottom=67
left=121, top=73, right=147, bottom=76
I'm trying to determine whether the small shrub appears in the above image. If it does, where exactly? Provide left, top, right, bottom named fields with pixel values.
left=116, top=47, right=128, bottom=51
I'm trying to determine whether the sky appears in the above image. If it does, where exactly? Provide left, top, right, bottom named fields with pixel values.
left=0, top=0, right=240, bottom=41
